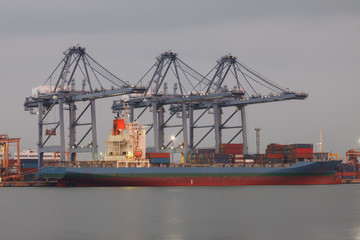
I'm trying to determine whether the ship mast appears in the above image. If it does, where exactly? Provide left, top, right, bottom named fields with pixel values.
left=317, top=127, right=323, bottom=153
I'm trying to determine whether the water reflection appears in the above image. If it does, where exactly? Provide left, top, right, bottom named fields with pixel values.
left=0, top=185, right=360, bottom=240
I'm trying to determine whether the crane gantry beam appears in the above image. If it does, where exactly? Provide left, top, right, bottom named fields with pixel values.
left=112, top=52, right=307, bottom=161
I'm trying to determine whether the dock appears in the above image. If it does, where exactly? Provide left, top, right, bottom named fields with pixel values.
left=342, top=179, right=360, bottom=184
left=0, top=181, right=57, bottom=187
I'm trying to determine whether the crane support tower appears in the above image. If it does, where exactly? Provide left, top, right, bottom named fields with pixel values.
left=112, top=52, right=307, bottom=162
left=24, top=46, right=146, bottom=170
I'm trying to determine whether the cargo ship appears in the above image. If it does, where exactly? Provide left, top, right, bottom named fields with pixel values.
left=39, top=112, right=342, bottom=187
left=41, top=161, right=341, bottom=187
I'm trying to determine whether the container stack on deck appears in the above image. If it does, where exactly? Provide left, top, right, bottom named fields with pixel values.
left=219, top=143, right=246, bottom=164
left=288, top=144, right=313, bottom=161
left=190, top=148, right=215, bottom=164
left=146, top=152, right=170, bottom=164
left=21, top=159, right=38, bottom=173
left=219, top=143, right=243, bottom=154
left=265, top=144, right=287, bottom=164
left=213, top=153, right=233, bottom=164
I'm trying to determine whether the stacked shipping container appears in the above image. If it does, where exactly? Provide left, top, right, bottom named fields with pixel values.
left=265, top=143, right=287, bottom=164
left=190, top=148, right=215, bottom=164
left=219, top=143, right=243, bottom=155
left=288, top=144, right=313, bottom=161
left=146, top=152, right=170, bottom=164
left=219, top=143, right=244, bottom=164
left=264, top=143, right=313, bottom=163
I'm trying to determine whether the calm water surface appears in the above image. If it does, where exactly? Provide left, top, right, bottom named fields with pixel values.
left=0, top=185, right=360, bottom=240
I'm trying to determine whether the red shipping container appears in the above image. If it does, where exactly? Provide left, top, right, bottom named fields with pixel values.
left=343, top=172, right=357, bottom=177
left=266, top=153, right=284, bottom=159
left=223, top=148, right=243, bottom=155
left=146, top=152, right=170, bottom=158
left=293, top=148, right=313, bottom=154
left=219, top=143, right=243, bottom=149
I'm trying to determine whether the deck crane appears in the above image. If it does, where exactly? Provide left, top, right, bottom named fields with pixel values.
left=112, top=52, right=307, bottom=162
left=24, top=46, right=146, bottom=169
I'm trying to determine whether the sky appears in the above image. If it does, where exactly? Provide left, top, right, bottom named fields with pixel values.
left=0, top=0, right=359, bottom=158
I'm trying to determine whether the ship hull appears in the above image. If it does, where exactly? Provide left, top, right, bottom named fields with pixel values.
left=41, top=160, right=342, bottom=187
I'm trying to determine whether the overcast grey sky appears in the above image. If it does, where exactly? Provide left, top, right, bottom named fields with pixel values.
left=1, top=0, right=359, bottom=158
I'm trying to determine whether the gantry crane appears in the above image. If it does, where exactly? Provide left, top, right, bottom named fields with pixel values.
left=24, top=46, right=146, bottom=169
left=346, top=149, right=360, bottom=165
left=0, top=135, right=22, bottom=181
left=112, top=52, right=307, bottom=162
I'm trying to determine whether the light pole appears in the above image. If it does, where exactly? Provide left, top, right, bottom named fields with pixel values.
left=171, top=136, right=175, bottom=163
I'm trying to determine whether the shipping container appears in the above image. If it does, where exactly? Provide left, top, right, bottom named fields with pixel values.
left=20, top=159, right=38, bottom=164
left=222, top=148, right=243, bottom=155
left=234, top=159, right=254, bottom=163
left=292, top=148, right=313, bottom=154
left=195, top=148, right=216, bottom=154
left=266, top=153, right=285, bottom=159
left=146, top=152, right=171, bottom=159
left=214, top=158, right=232, bottom=164
left=290, top=144, right=313, bottom=149
left=266, top=159, right=285, bottom=164
left=257, top=158, right=264, bottom=164
left=150, top=158, right=170, bottom=164
left=219, top=143, right=243, bottom=149
left=22, top=163, right=38, bottom=168
left=212, top=153, right=233, bottom=159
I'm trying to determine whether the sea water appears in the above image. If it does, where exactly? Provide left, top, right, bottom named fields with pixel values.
left=0, top=185, right=359, bottom=240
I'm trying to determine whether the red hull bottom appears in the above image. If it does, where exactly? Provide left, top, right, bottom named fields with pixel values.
left=58, top=175, right=342, bottom=187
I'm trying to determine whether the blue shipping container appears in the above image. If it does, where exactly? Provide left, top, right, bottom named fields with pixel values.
left=22, top=163, right=38, bottom=168
left=21, top=159, right=38, bottom=164
left=292, top=144, right=313, bottom=149
left=150, top=158, right=170, bottom=164
left=214, top=159, right=232, bottom=164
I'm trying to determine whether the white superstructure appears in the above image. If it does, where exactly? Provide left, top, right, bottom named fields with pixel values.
left=103, top=109, right=149, bottom=167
